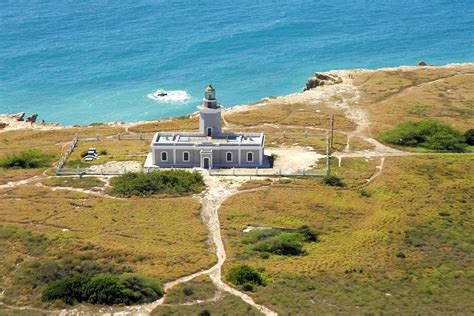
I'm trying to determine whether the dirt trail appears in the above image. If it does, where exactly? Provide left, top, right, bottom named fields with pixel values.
left=58, top=175, right=277, bottom=316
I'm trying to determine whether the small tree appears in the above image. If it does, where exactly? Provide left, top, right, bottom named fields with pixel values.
left=465, top=129, right=474, bottom=145
left=225, top=265, right=265, bottom=287
left=323, top=175, right=344, bottom=187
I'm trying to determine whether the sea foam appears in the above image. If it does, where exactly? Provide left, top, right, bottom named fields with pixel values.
left=147, top=90, right=192, bottom=103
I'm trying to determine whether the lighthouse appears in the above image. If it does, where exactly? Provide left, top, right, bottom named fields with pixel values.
left=198, top=84, right=223, bottom=137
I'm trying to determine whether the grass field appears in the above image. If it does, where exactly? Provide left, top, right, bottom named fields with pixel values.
left=353, top=65, right=474, bottom=136
left=0, top=185, right=214, bottom=307
left=219, top=155, right=474, bottom=314
left=152, top=294, right=260, bottom=316
left=65, top=139, right=150, bottom=167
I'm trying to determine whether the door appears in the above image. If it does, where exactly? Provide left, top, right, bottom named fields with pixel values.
left=203, top=158, right=210, bottom=169
left=207, top=127, right=212, bottom=136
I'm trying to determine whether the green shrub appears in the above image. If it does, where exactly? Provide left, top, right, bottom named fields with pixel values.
left=99, top=149, right=108, bottom=155
left=42, top=273, right=163, bottom=305
left=380, top=120, right=466, bottom=152
left=464, top=129, right=474, bottom=145
left=110, top=170, right=205, bottom=197
left=242, top=283, right=254, bottom=291
left=226, top=265, right=265, bottom=286
left=269, top=153, right=278, bottom=168
left=0, top=149, right=53, bottom=169
left=253, top=232, right=304, bottom=256
left=322, top=175, right=344, bottom=187
left=395, top=251, right=406, bottom=258
left=183, top=286, right=194, bottom=296
left=80, top=150, right=89, bottom=158
left=297, top=225, right=319, bottom=242
left=241, top=229, right=283, bottom=244
left=198, top=310, right=211, bottom=316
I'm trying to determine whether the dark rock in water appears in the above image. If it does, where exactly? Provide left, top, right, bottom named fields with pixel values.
left=304, top=72, right=343, bottom=91
left=26, top=113, right=38, bottom=123
left=418, top=60, right=428, bottom=66
left=16, top=112, right=25, bottom=121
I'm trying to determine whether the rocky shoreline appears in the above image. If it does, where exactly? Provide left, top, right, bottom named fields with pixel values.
left=1, top=62, right=472, bottom=134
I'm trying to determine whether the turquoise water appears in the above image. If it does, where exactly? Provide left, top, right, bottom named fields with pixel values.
left=1, top=0, right=473, bottom=125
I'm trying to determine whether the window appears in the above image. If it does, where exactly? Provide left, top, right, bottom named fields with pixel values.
left=183, top=151, right=190, bottom=162
left=161, top=151, right=168, bottom=161
left=183, top=152, right=190, bottom=162
left=247, top=152, right=253, bottom=162
left=226, top=152, right=232, bottom=162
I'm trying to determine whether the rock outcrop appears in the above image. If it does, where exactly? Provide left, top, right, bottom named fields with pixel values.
left=25, top=113, right=38, bottom=123
left=15, top=112, right=25, bottom=121
left=418, top=60, right=433, bottom=66
left=304, top=72, right=343, bottom=91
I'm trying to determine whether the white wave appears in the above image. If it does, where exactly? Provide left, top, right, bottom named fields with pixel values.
left=147, top=89, right=192, bottom=103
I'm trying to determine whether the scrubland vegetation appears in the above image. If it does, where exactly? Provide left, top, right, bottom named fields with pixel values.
left=0, top=149, right=53, bottom=169
left=220, top=155, right=473, bottom=314
left=381, top=119, right=471, bottom=152
left=110, top=170, right=204, bottom=196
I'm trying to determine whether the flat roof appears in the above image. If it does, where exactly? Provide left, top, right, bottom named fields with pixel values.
left=152, top=132, right=264, bottom=147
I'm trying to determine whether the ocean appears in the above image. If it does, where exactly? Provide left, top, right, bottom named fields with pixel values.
left=1, top=0, right=473, bottom=125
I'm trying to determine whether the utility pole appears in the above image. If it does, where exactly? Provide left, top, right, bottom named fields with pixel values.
left=326, top=130, right=331, bottom=176
left=331, top=115, right=335, bottom=147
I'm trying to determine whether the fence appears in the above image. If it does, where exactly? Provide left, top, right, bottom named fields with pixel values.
left=55, top=131, right=332, bottom=177
left=55, top=135, right=78, bottom=175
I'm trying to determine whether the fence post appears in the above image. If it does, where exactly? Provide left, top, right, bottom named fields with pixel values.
left=118, top=133, right=121, bottom=141
left=304, top=131, right=308, bottom=139
left=96, top=134, right=99, bottom=141
left=256, top=167, right=258, bottom=176
left=283, top=131, right=286, bottom=138
left=233, top=167, right=235, bottom=176
left=140, top=133, right=143, bottom=140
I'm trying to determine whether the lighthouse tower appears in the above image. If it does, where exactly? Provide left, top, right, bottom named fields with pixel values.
left=198, top=84, right=223, bottom=137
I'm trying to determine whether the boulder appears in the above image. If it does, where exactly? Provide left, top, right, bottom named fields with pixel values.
left=15, top=112, right=25, bottom=121
left=418, top=60, right=428, bottom=66
left=304, top=72, right=343, bottom=91
left=0, top=122, right=8, bottom=129
left=26, top=113, right=38, bottom=123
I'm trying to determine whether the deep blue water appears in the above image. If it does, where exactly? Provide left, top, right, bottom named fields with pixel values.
left=1, top=0, right=473, bottom=125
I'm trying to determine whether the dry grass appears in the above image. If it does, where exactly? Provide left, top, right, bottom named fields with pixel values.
left=152, top=293, right=260, bottom=315
left=0, top=168, right=44, bottom=185
left=129, top=116, right=199, bottom=133
left=354, top=66, right=474, bottom=136
left=219, top=154, right=474, bottom=314
left=164, top=275, right=216, bottom=304
left=0, top=185, right=214, bottom=283
left=65, top=139, right=150, bottom=167
left=225, top=100, right=356, bottom=132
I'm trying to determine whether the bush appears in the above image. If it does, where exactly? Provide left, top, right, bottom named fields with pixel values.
left=198, top=310, right=211, bottom=316
left=99, top=149, right=108, bottom=155
left=297, top=225, right=319, bottom=242
left=380, top=120, right=466, bottom=152
left=42, top=273, right=163, bottom=305
left=80, top=150, right=89, bottom=158
left=183, top=286, right=194, bottom=296
left=395, top=251, right=406, bottom=258
left=226, top=265, right=265, bottom=287
left=110, top=170, right=205, bottom=196
left=0, top=149, right=53, bottom=169
left=242, top=283, right=254, bottom=291
left=323, top=175, right=344, bottom=187
left=253, top=232, right=304, bottom=256
left=269, top=153, right=278, bottom=168
left=464, top=129, right=474, bottom=145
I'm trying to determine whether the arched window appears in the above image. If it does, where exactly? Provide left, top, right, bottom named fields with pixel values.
left=183, top=151, right=190, bottom=162
left=226, top=152, right=232, bottom=162
left=247, top=152, right=253, bottom=162
left=161, top=152, right=168, bottom=161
